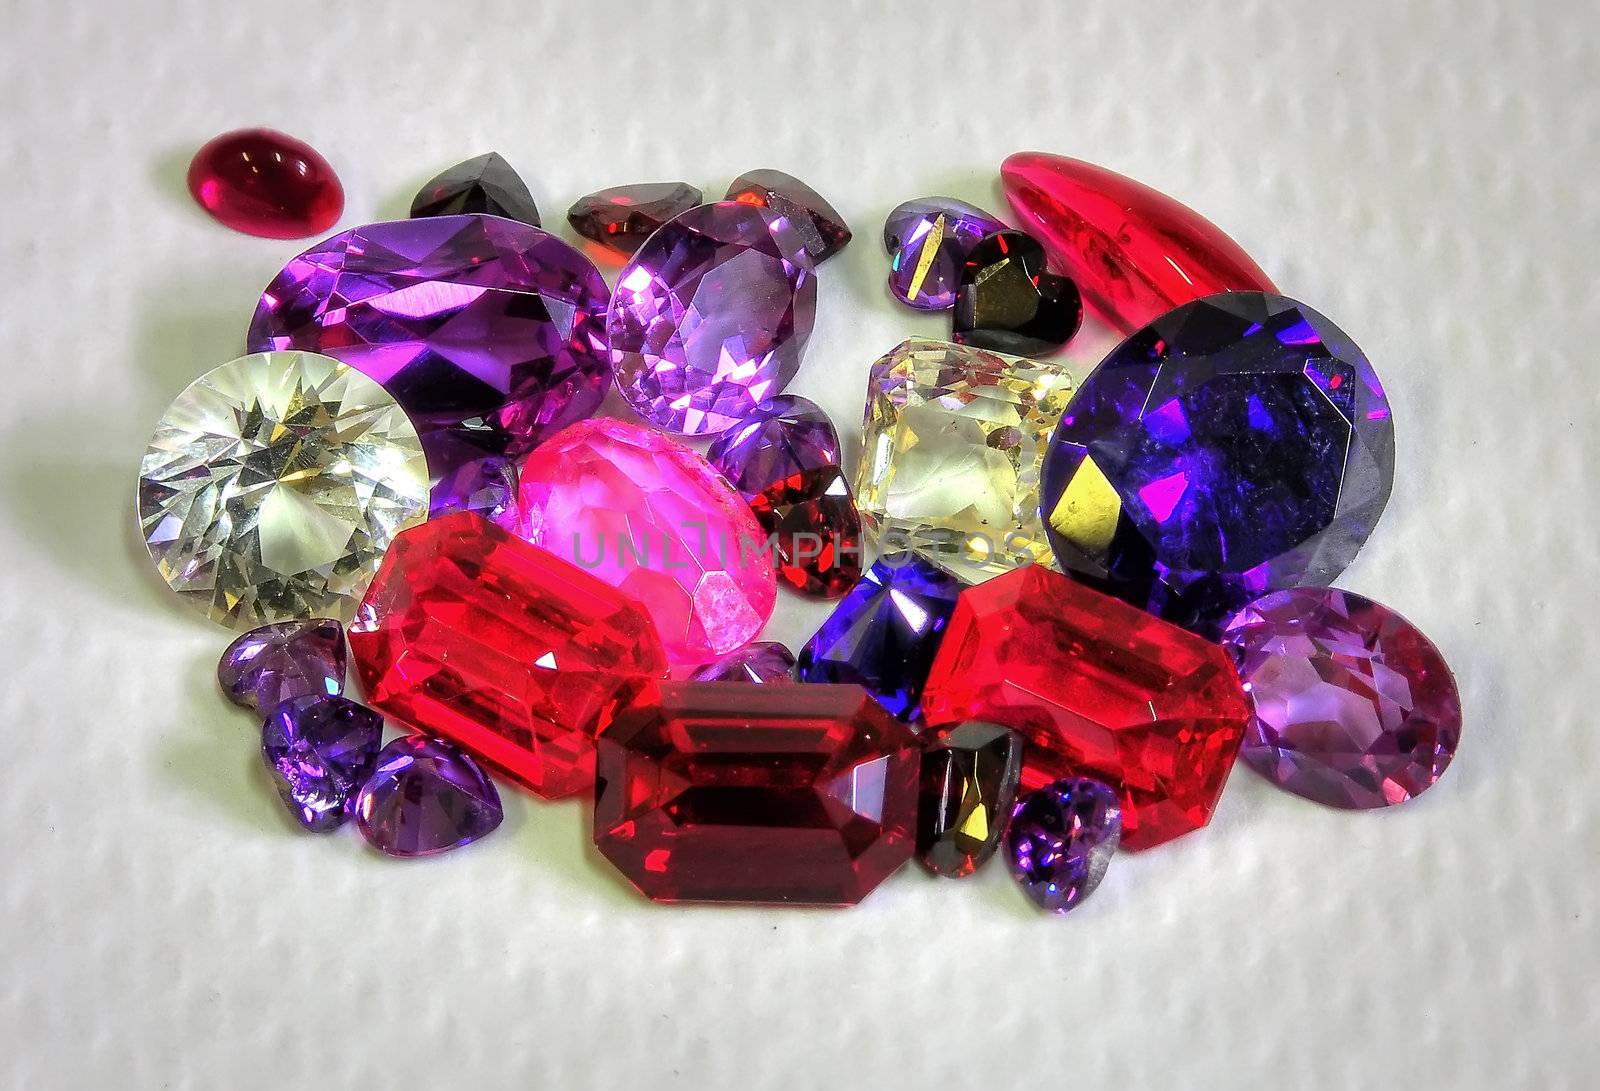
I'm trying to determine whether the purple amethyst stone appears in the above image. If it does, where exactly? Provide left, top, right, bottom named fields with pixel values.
left=883, top=197, right=1007, bottom=310
left=219, top=618, right=346, bottom=713
left=261, top=695, right=384, bottom=832
left=1006, top=777, right=1122, bottom=914
left=427, top=449, right=519, bottom=528
left=705, top=395, right=841, bottom=500
left=1040, top=291, right=1395, bottom=637
left=686, top=642, right=797, bottom=684
left=354, top=736, right=503, bottom=857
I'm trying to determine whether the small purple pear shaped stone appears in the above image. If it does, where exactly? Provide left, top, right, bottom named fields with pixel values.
left=686, top=642, right=797, bottom=684
left=354, top=737, right=504, bottom=857
left=1006, top=777, right=1122, bottom=914
left=219, top=618, right=346, bottom=713
left=261, top=695, right=384, bottom=832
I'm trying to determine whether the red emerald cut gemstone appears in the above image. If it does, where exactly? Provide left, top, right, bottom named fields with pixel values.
left=348, top=512, right=668, bottom=799
left=594, top=682, right=921, bottom=905
left=921, top=565, right=1250, bottom=850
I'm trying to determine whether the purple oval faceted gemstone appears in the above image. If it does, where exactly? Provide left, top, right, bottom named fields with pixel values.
left=1040, top=291, right=1395, bottom=636
left=1221, top=587, right=1462, bottom=809
left=704, top=394, right=841, bottom=500
left=261, top=695, right=384, bottom=832
left=685, top=641, right=797, bottom=684
left=608, top=201, right=817, bottom=436
left=354, top=736, right=504, bottom=857
left=219, top=618, right=346, bottom=713
left=883, top=197, right=1007, bottom=310
left=246, top=215, right=612, bottom=476
left=1006, top=777, right=1122, bottom=914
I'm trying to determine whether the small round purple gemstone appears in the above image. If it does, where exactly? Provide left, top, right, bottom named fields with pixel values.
left=1006, top=777, right=1122, bottom=914
left=261, top=695, right=385, bottom=832
left=218, top=618, right=346, bottom=713
left=705, top=395, right=841, bottom=500
left=354, top=736, right=503, bottom=857
left=687, top=642, right=797, bottom=684
left=883, top=197, right=1007, bottom=310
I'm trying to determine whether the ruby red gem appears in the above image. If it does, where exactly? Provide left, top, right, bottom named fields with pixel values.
left=921, top=564, right=1250, bottom=850
left=186, top=128, right=344, bottom=239
left=594, top=682, right=921, bottom=905
left=348, top=512, right=668, bottom=799
left=748, top=464, right=864, bottom=599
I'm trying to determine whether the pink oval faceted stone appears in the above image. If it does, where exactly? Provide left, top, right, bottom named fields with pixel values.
left=1221, top=588, right=1462, bottom=809
left=515, top=418, right=776, bottom=666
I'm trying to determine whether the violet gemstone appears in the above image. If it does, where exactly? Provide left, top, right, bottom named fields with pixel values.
left=883, top=197, right=1007, bottom=310
left=1041, top=291, right=1395, bottom=636
left=686, top=642, right=797, bottom=684
left=1006, top=777, right=1122, bottom=914
left=427, top=449, right=519, bottom=529
left=1221, top=587, right=1462, bottom=809
left=705, top=394, right=842, bottom=500
left=218, top=618, right=346, bottom=712
left=261, top=695, right=384, bottom=832
left=724, top=169, right=851, bottom=264
left=246, top=215, right=611, bottom=475
left=608, top=202, right=817, bottom=436
left=354, top=736, right=504, bottom=857
left=409, top=152, right=541, bottom=227
left=567, top=182, right=703, bottom=257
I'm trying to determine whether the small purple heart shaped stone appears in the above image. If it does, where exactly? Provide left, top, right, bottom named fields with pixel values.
left=261, top=695, right=385, bottom=832
left=354, top=737, right=504, bottom=857
left=219, top=618, right=347, bottom=713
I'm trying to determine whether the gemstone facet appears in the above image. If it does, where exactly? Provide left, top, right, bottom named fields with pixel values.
left=261, top=695, right=384, bottom=831
left=138, top=351, right=429, bottom=628
left=608, top=201, right=817, bottom=436
left=1221, top=588, right=1462, bottom=809
left=187, top=128, right=344, bottom=239
left=953, top=230, right=1082, bottom=355
left=1006, top=778, right=1122, bottom=913
left=883, top=197, right=1007, bottom=310
left=686, top=641, right=797, bottom=684
left=354, top=736, right=504, bottom=857
left=409, top=152, right=541, bottom=227
left=594, top=683, right=920, bottom=905
left=1001, top=151, right=1277, bottom=334
left=426, top=451, right=519, bottom=528
left=567, top=182, right=703, bottom=256
left=1041, top=291, right=1395, bottom=637
left=748, top=463, right=864, bottom=599
left=797, top=554, right=963, bottom=721
left=917, top=721, right=1024, bottom=877
left=219, top=619, right=347, bottom=713
left=514, top=418, right=776, bottom=666
left=724, top=169, right=851, bottom=263
left=921, top=564, right=1250, bottom=850
left=706, top=395, right=842, bottom=501
left=856, top=338, right=1077, bottom=582
left=246, top=215, right=611, bottom=474
left=348, top=512, right=669, bottom=799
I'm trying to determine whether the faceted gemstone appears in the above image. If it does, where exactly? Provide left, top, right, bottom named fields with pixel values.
left=917, top=721, right=1024, bottom=877
left=514, top=418, right=776, bottom=666
left=686, top=642, right=797, bottom=684
left=883, top=197, right=1007, bottom=310
left=921, top=564, right=1250, bottom=850
left=427, top=450, right=519, bottom=529
left=748, top=464, right=864, bottom=599
left=796, top=554, right=963, bottom=721
left=409, top=152, right=540, bottom=227
left=218, top=618, right=346, bottom=713
left=354, top=736, right=504, bottom=857
left=1006, top=778, right=1122, bottom=913
left=1001, top=151, right=1277, bottom=334
left=608, top=201, right=817, bottom=436
left=1041, top=291, right=1395, bottom=637
left=594, top=683, right=920, bottom=904
left=348, top=512, right=669, bottom=799
left=705, top=395, right=842, bottom=501
left=138, top=351, right=429, bottom=628
left=246, top=215, right=611, bottom=476
left=725, top=169, right=851, bottom=263
left=567, top=182, right=703, bottom=256
left=261, top=695, right=384, bottom=832
left=1221, top=588, right=1462, bottom=809
left=856, top=338, right=1077, bottom=582
left=186, top=128, right=344, bottom=239
left=953, top=230, right=1082, bottom=356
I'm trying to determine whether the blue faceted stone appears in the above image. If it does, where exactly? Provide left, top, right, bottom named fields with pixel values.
left=1040, top=291, right=1394, bottom=636
left=796, top=554, right=963, bottom=721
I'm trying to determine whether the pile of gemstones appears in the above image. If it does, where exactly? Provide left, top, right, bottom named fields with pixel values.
left=144, top=130, right=1464, bottom=910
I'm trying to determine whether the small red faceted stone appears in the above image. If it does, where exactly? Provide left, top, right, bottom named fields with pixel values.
left=921, top=565, right=1250, bottom=851
left=747, top=464, right=864, bottom=599
left=186, top=128, right=344, bottom=239
left=594, top=682, right=921, bottom=905
left=348, top=512, right=668, bottom=799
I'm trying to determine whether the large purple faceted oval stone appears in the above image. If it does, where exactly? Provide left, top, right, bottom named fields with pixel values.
left=246, top=215, right=612, bottom=475
left=607, top=201, right=817, bottom=436
left=1040, top=291, right=1394, bottom=636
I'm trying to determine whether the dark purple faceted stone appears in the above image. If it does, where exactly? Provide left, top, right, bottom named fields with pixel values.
left=261, top=695, right=384, bottom=832
left=354, top=736, right=503, bottom=857
left=884, top=197, right=1008, bottom=311
left=1040, top=291, right=1396, bottom=637
left=409, top=152, right=541, bottom=227
left=705, top=394, right=842, bottom=500
left=1006, top=777, right=1122, bottom=914
left=725, top=169, right=851, bottom=263
left=918, top=721, right=1024, bottom=877
left=567, top=182, right=703, bottom=256
left=218, top=618, right=346, bottom=712
left=427, top=449, right=519, bottom=529
left=686, top=641, right=797, bottom=684
left=953, top=230, right=1082, bottom=355
left=796, top=553, right=963, bottom=721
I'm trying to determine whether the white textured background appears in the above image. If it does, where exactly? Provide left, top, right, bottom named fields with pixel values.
left=2, top=1, right=1596, bottom=1087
